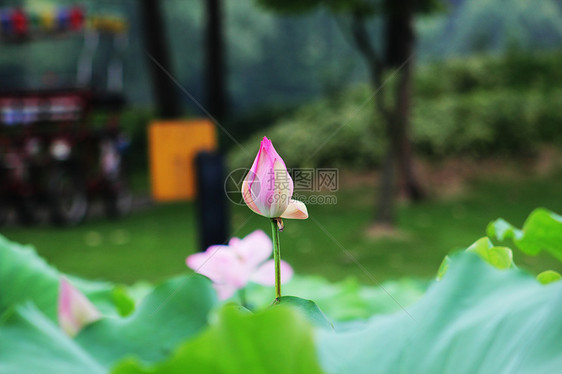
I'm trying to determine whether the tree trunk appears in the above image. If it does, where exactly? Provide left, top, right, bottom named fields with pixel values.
left=394, top=58, right=425, bottom=201
left=205, top=0, right=227, bottom=121
left=371, top=67, right=398, bottom=226
left=375, top=144, right=395, bottom=225
left=349, top=12, right=399, bottom=226
left=140, top=0, right=182, bottom=118
left=349, top=5, right=424, bottom=228
left=386, top=0, right=425, bottom=201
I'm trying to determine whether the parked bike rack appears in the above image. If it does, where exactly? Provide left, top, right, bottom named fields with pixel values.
left=0, top=4, right=131, bottom=226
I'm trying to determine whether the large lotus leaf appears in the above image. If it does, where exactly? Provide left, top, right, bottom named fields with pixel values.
left=0, top=275, right=216, bottom=373
left=317, top=252, right=562, bottom=374
left=465, top=237, right=513, bottom=269
left=0, top=234, right=122, bottom=319
left=245, top=275, right=426, bottom=321
left=439, top=237, right=513, bottom=280
left=276, top=296, right=333, bottom=329
left=487, top=207, right=562, bottom=261
left=537, top=270, right=562, bottom=285
left=0, top=303, right=105, bottom=374
left=112, top=305, right=324, bottom=374
left=75, top=274, right=216, bottom=368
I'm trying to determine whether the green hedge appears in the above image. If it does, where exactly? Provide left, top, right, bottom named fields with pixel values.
left=413, top=88, right=562, bottom=157
left=415, top=50, right=562, bottom=95
left=230, top=52, right=562, bottom=170
left=229, top=94, right=384, bottom=170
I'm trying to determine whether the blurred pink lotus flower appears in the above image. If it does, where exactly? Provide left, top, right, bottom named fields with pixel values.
left=186, top=230, right=294, bottom=300
left=242, top=136, right=308, bottom=220
left=58, top=277, right=101, bottom=337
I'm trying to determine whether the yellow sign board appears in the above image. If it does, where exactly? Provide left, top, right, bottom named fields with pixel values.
left=148, top=119, right=217, bottom=201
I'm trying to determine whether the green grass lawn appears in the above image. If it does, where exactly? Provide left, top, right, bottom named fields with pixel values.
left=2, top=170, right=562, bottom=286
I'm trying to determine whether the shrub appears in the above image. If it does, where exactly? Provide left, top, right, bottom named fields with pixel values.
left=229, top=93, right=386, bottom=171
left=230, top=52, right=562, bottom=170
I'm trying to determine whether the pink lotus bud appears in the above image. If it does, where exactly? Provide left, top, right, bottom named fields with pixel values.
left=58, top=277, right=101, bottom=337
left=241, top=137, right=308, bottom=219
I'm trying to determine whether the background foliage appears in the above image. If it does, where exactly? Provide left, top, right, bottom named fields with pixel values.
left=3, top=0, right=561, bottom=112
left=229, top=51, right=562, bottom=170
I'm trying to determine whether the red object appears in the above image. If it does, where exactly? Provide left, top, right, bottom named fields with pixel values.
left=69, top=6, right=84, bottom=30
left=12, top=8, right=27, bottom=35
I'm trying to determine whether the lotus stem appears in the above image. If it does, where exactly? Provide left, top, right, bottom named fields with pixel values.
left=270, top=218, right=282, bottom=300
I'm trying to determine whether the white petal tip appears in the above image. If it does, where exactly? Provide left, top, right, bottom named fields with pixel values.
left=281, top=199, right=308, bottom=220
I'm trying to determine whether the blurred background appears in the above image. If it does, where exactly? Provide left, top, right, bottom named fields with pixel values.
left=1, top=0, right=561, bottom=286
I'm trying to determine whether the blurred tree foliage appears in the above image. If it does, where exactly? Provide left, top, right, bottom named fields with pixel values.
left=229, top=51, right=562, bottom=170
left=1, top=0, right=560, bottom=112
left=1, top=0, right=560, bottom=176
left=256, top=0, right=444, bottom=226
